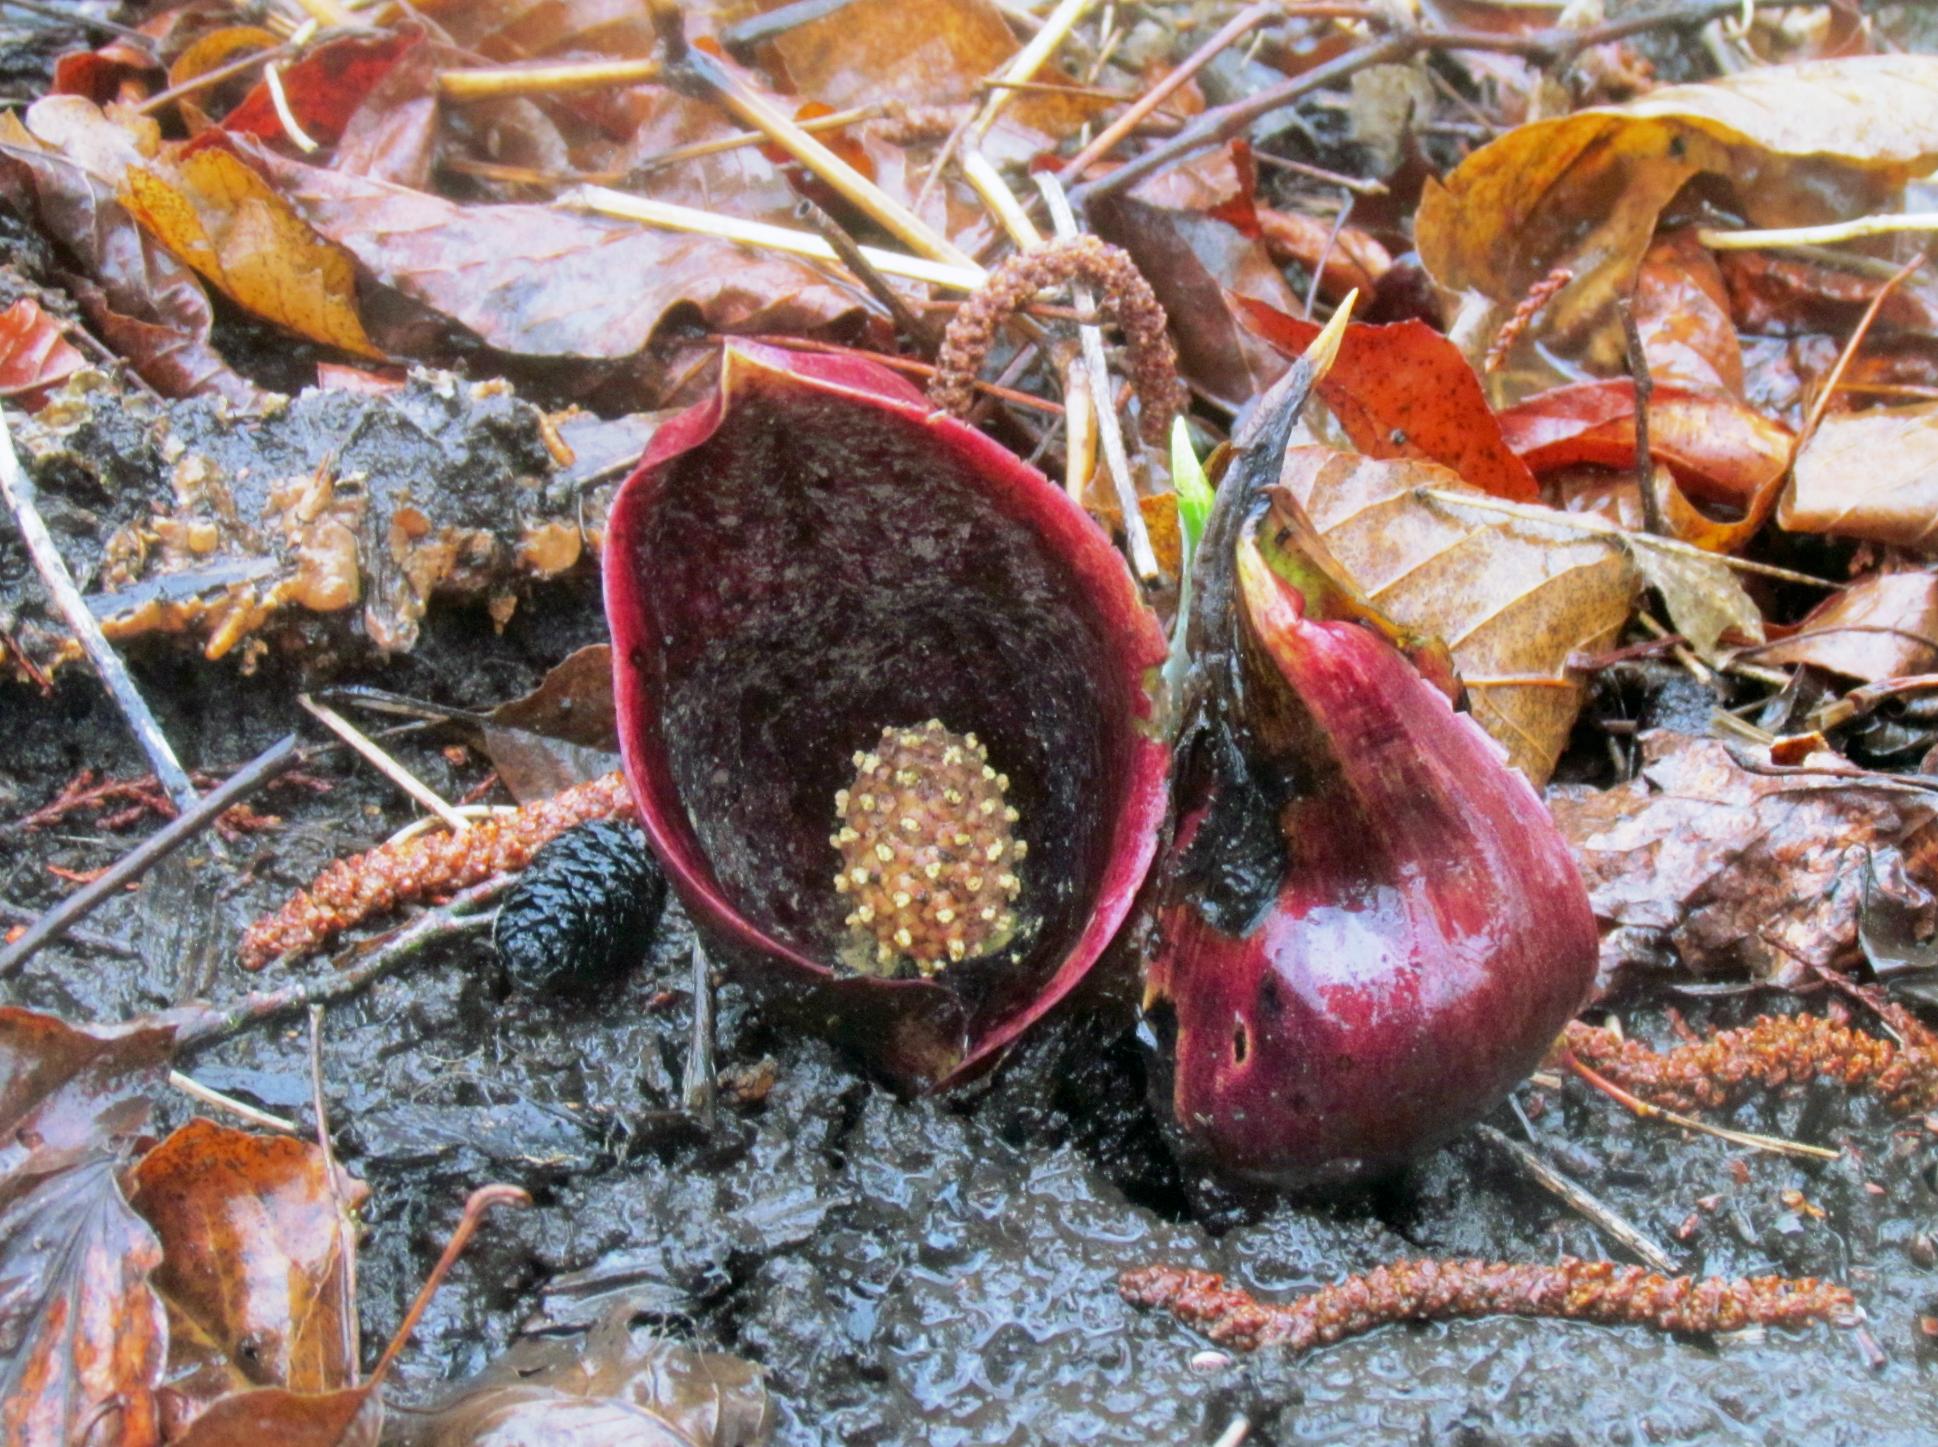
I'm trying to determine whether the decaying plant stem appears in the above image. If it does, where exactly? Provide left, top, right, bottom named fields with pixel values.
left=1120, top=1259, right=1858, bottom=1355
left=239, top=771, right=633, bottom=969
left=930, top=235, right=1184, bottom=444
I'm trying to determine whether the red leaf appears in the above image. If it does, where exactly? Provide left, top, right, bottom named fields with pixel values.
left=1234, top=297, right=1541, bottom=501
left=1497, top=379, right=1793, bottom=507
left=221, top=30, right=422, bottom=148
left=0, top=298, right=86, bottom=406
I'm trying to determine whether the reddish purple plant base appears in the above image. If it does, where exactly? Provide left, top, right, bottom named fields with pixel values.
left=604, top=343, right=1167, bottom=1090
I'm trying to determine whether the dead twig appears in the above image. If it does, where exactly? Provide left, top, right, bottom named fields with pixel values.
left=1475, top=1124, right=1679, bottom=1274
left=0, top=410, right=198, bottom=811
left=0, top=732, right=303, bottom=977
left=1615, top=295, right=1666, bottom=537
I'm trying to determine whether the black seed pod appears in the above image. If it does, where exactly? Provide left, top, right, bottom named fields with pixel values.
left=494, top=819, right=667, bottom=992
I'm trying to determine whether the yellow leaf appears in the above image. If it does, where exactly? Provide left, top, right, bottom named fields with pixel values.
left=1418, top=56, right=1938, bottom=373
left=123, top=147, right=381, bottom=359
left=1281, top=446, right=1637, bottom=785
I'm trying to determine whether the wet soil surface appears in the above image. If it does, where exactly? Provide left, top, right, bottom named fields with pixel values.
left=4, top=575, right=1936, bottom=1447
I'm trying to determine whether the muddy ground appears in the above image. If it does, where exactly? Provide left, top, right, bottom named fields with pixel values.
left=3, top=564, right=1935, bottom=1446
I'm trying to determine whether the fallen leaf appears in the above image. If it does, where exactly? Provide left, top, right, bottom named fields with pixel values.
left=0, top=98, right=257, bottom=403
left=1419, top=55, right=1938, bottom=372
left=1255, top=207, right=1392, bottom=304
left=754, top=0, right=1097, bottom=151
left=172, top=1384, right=378, bottom=1446
left=1751, top=570, right=1938, bottom=683
left=122, top=143, right=382, bottom=359
left=219, top=30, right=422, bottom=148
left=1280, top=446, right=1637, bottom=783
left=0, top=1152, right=166, bottom=1447
left=1500, top=379, right=1792, bottom=509
left=396, top=1306, right=771, bottom=1447
left=1549, top=732, right=1938, bottom=991
left=0, top=1007, right=182, bottom=1447
left=0, top=297, right=87, bottom=405
left=129, top=1119, right=367, bottom=1420
left=1633, top=230, right=1743, bottom=396
left=1782, top=401, right=1938, bottom=550
left=162, top=26, right=280, bottom=110
left=1236, top=298, right=1541, bottom=501
left=1626, top=539, right=1764, bottom=661
left=0, top=1006, right=179, bottom=1175
left=483, top=643, right=623, bottom=802
left=252, top=150, right=862, bottom=375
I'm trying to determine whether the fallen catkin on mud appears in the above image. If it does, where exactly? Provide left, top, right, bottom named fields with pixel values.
left=1119, top=1259, right=1859, bottom=1354
left=240, top=772, right=634, bottom=968
left=1561, top=1010, right=1938, bottom=1116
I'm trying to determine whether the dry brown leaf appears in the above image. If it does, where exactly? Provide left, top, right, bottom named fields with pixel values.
left=756, top=0, right=1098, bottom=149
left=121, top=145, right=382, bottom=360
left=1751, top=569, right=1938, bottom=682
left=1280, top=446, right=1637, bottom=784
left=1549, top=732, right=1938, bottom=991
left=129, top=1119, right=368, bottom=1417
left=254, top=151, right=862, bottom=373
left=1782, top=401, right=1938, bottom=550
left=0, top=1007, right=182, bottom=1446
left=0, top=99, right=257, bottom=404
left=1419, top=55, right=1938, bottom=372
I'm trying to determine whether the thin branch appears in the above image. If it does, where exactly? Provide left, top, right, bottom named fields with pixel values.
left=0, top=410, right=197, bottom=810
left=0, top=733, right=303, bottom=976
left=1475, top=1123, right=1678, bottom=1273
left=1616, top=295, right=1665, bottom=537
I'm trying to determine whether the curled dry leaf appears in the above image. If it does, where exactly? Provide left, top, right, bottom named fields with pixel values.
left=1281, top=447, right=1636, bottom=784
left=128, top=1118, right=368, bottom=1424
left=1751, top=570, right=1938, bottom=683
left=0, top=296, right=87, bottom=406
left=1235, top=298, right=1540, bottom=501
left=253, top=152, right=862, bottom=378
left=0, top=98, right=257, bottom=404
left=1782, top=402, right=1938, bottom=551
left=122, top=143, right=382, bottom=360
left=483, top=642, right=623, bottom=802
left=1419, top=55, right=1938, bottom=371
left=1548, top=732, right=1938, bottom=992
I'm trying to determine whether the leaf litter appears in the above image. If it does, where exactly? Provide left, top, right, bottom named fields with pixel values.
left=6, top=0, right=1938, bottom=1441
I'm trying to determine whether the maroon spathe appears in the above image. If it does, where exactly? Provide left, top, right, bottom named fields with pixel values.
left=1142, top=496, right=1599, bottom=1182
left=604, top=343, right=1169, bottom=1090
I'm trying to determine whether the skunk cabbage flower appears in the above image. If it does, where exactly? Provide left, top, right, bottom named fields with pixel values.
left=1142, top=362, right=1599, bottom=1183
left=605, top=343, right=1168, bottom=1090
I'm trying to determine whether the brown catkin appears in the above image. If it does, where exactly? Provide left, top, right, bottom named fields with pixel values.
left=1562, top=1011, right=1938, bottom=1116
left=239, top=772, right=635, bottom=969
left=930, top=235, right=1185, bottom=443
left=1119, top=1259, right=1858, bottom=1355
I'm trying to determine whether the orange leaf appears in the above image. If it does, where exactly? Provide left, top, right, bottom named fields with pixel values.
left=121, top=144, right=381, bottom=358
left=1500, top=380, right=1792, bottom=503
left=0, top=297, right=86, bottom=405
left=129, top=1118, right=368, bottom=1407
left=1234, top=296, right=1541, bottom=501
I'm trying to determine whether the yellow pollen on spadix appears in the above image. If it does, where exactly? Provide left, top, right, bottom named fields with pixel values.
left=829, top=719, right=1025, bottom=979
